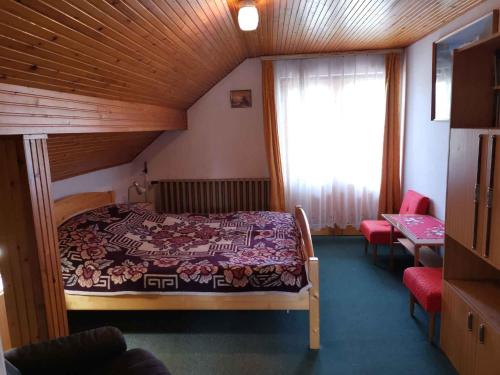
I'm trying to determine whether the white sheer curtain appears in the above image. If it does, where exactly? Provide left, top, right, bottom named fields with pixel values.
left=274, top=54, right=386, bottom=229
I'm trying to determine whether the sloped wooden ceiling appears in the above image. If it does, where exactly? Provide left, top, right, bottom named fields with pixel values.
left=0, top=0, right=486, bottom=180
left=48, top=132, right=162, bottom=181
left=0, top=0, right=485, bottom=110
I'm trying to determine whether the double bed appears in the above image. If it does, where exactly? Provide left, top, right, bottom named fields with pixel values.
left=54, top=192, right=320, bottom=349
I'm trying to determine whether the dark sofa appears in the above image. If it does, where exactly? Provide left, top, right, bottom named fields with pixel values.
left=4, top=326, right=171, bottom=375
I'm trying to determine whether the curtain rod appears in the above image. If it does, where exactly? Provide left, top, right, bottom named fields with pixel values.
left=260, top=48, right=403, bottom=61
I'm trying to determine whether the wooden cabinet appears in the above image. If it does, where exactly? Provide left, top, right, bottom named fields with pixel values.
left=474, top=319, right=500, bottom=375
left=447, top=129, right=488, bottom=253
left=441, top=282, right=477, bottom=375
left=486, top=130, right=500, bottom=269
left=444, top=32, right=500, bottom=375
left=441, top=281, right=500, bottom=375
left=447, top=129, right=500, bottom=269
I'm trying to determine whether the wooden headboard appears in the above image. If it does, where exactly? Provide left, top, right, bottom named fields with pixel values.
left=54, top=191, right=116, bottom=226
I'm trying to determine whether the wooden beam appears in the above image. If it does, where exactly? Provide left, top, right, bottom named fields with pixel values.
left=0, top=83, right=187, bottom=135
left=0, top=134, right=68, bottom=347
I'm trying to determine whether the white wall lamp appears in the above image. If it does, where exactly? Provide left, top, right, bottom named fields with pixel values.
left=238, top=0, right=259, bottom=31
left=128, top=162, right=149, bottom=203
left=128, top=181, right=148, bottom=203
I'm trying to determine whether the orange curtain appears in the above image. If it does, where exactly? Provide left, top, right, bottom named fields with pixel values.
left=378, top=53, right=402, bottom=216
left=261, top=60, right=286, bottom=211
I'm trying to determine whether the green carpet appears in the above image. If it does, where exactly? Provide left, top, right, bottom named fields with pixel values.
left=69, top=236, right=456, bottom=375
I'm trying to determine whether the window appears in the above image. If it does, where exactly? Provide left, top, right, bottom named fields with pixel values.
left=274, top=54, right=386, bottom=229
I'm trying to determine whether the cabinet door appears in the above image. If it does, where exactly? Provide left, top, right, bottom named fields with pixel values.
left=474, top=321, right=500, bottom=375
left=447, top=129, right=489, bottom=252
left=441, top=282, right=477, bottom=375
left=485, top=130, right=500, bottom=269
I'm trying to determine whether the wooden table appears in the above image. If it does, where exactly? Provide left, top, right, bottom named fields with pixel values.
left=382, top=214, right=445, bottom=268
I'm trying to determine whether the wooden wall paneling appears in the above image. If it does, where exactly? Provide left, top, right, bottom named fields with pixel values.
left=0, top=134, right=68, bottom=347
left=0, top=83, right=187, bottom=135
left=0, top=0, right=485, bottom=110
left=0, top=136, right=42, bottom=345
left=24, top=135, right=68, bottom=338
left=0, top=291, right=11, bottom=350
left=47, top=132, right=162, bottom=181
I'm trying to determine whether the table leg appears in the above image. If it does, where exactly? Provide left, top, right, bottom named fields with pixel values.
left=389, top=225, right=395, bottom=270
left=414, top=245, right=420, bottom=267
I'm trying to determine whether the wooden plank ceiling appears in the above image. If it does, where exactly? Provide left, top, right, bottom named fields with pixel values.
left=48, top=132, right=162, bottom=181
left=0, top=0, right=485, bottom=110
left=0, top=0, right=486, bottom=180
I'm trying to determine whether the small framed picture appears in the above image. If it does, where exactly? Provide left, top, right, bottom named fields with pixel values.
left=230, top=90, right=252, bottom=108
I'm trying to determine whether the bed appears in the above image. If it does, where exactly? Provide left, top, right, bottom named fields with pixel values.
left=54, top=192, right=320, bottom=349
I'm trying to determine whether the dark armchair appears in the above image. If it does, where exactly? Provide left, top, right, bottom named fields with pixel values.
left=4, top=326, right=170, bottom=375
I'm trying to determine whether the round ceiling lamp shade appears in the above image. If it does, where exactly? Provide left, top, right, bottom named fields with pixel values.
left=238, top=1, right=259, bottom=31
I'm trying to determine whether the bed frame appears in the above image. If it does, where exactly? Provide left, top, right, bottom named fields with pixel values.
left=54, top=192, right=320, bottom=349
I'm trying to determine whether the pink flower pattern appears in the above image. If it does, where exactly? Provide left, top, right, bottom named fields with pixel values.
left=59, top=205, right=307, bottom=293
left=75, top=261, right=102, bottom=288
left=177, top=260, right=219, bottom=284
left=107, top=260, right=148, bottom=285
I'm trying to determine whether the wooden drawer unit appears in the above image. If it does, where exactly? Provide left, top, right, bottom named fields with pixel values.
left=441, top=280, right=500, bottom=375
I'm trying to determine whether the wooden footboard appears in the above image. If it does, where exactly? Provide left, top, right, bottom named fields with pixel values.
left=295, top=205, right=320, bottom=350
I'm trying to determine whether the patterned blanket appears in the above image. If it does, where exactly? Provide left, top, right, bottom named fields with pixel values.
left=59, top=204, right=308, bottom=295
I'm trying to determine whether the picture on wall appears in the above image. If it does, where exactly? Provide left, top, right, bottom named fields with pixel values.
left=432, top=10, right=499, bottom=121
left=230, top=90, right=252, bottom=108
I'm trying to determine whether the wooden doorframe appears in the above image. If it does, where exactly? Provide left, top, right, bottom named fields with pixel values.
left=0, top=134, right=68, bottom=347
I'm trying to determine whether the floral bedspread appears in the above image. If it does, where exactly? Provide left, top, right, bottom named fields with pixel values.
left=59, top=204, right=308, bottom=295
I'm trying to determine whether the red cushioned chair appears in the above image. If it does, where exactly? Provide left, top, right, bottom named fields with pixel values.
left=403, top=267, right=442, bottom=342
left=360, top=190, right=430, bottom=264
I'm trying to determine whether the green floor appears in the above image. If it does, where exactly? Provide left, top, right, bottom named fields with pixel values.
left=69, top=236, right=456, bottom=375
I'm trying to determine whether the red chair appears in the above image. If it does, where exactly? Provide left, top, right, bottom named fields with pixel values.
left=360, top=190, right=430, bottom=264
left=403, top=267, right=442, bottom=342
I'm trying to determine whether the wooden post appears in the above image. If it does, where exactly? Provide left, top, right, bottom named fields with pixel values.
left=414, top=245, right=420, bottom=266
left=389, top=224, right=395, bottom=270
left=409, top=292, right=416, bottom=317
left=428, top=312, right=436, bottom=343
left=0, top=135, right=68, bottom=347
left=372, top=244, right=378, bottom=264
left=308, top=256, right=320, bottom=350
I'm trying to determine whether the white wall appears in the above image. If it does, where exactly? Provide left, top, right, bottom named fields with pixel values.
left=132, top=58, right=268, bottom=180
left=52, top=58, right=267, bottom=202
left=403, top=0, right=500, bottom=220
left=52, top=163, right=132, bottom=203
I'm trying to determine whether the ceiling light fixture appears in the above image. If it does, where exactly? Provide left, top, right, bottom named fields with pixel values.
left=238, top=0, right=259, bottom=31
